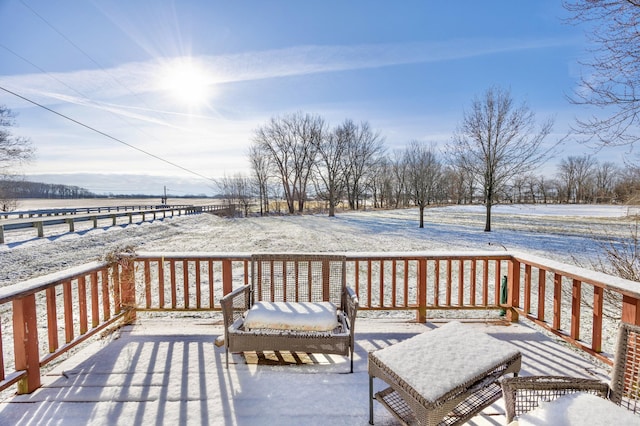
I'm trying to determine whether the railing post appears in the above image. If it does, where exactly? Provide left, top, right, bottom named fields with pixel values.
left=120, top=257, right=137, bottom=324
left=416, top=259, right=427, bottom=323
left=506, top=258, right=520, bottom=322
left=223, top=259, right=233, bottom=295
left=622, top=295, right=640, bottom=325
left=13, top=294, right=41, bottom=394
left=34, top=221, right=44, bottom=238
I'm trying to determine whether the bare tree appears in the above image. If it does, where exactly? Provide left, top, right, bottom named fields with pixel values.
left=216, top=173, right=252, bottom=217
left=390, top=149, right=409, bottom=208
left=564, top=1, right=640, bottom=148
left=249, top=144, right=271, bottom=216
left=341, top=120, right=385, bottom=210
left=594, top=161, right=619, bottom=203
left=405, top=141, right=442, bottom=228
left=0, top=106, right=34, bottom=211
left=447, top=87, right=554, bottom=231
left=614, top=164, right=640, bottom=203
left=313, top=122, right=348, bottom=217
left=253, top=112, right=323, bottom=214
left=557, top=155, right=596, bottom=203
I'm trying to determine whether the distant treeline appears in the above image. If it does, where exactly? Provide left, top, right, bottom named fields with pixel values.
left=0, top=180, right=215, bottom=200
left=2, top=180, right=96, bottom=199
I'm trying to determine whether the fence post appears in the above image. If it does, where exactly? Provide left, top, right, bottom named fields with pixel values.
left=622, top=295, right=640, bottom=325
left=506, top=258, right=520, bottom=322
left=416, top=259, right=427, bottom=323
left=119, top=257, right=137, bottom=324
left=222, top=259, right=233, bottom=295
left=13, top=294, right=41, bottom=394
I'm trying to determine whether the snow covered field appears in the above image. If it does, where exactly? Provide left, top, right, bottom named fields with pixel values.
left=0, top=202, right=635, bottom=423
left=1, top=202, right=635, bottom=287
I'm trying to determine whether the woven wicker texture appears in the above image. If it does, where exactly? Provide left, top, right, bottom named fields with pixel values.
left=501, top=376, right=609, bottom=423
left=610, top=322, right=640, bottom=414
left=251, top=253, right=346, bottom=306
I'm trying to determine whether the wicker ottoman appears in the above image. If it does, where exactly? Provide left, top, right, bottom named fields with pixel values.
left=368, top=321, right=521, bottom=426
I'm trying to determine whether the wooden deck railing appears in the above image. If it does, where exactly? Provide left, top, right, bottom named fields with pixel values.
left=1, top=251, right=639, bottom=395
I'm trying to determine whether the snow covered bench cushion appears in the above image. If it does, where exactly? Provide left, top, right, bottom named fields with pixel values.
left=244, top=301, right=339, bottom=332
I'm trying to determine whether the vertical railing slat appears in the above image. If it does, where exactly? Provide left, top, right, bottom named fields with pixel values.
left=538, top=269, right=546, bottom=321
left=183, top=260, right=189, bottom=309
left=458, top=259, right=464, bottom=306
left=524, top=264, right=532, bottom=314
left=101, top=269, right=110, bottom=320
left=379, top=260, right=385, bottom=308
left=553, top=273, right=562, bottom=330
left=90, top=271, right=99, bottom=328
left=392, top=260, right=397, bottom=308
left=571, top=279, right=581, bottom=340
left=144, top=260, right=151, bottom=309
left=158, top=260, right=165, bottom=308
left=208, top=260, right=214, bottom=308
left=46, top=287, right=58, bottom=352
left=170, top=261, right=177, bottom=309
left=63, top=281, right=74, bottom=343
left=593, top=286, right=604, bottom=352
left=367, top=260, right=372, bottom=308
left=195, top=260, right=202, bottom=309
left=403, top=259, right=409, bottom=307
left=470, top=260, right=477, bottom=306
left=434, top=260, right=440, bottom=306
left=482, top=259, right=489, bottom=306
left=78, top=276, right=88, bottom=335
left=446, top=259, right=452, bottom=306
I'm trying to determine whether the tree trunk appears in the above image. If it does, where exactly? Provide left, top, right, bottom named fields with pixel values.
left=484, top=202, right=492, bottom=232
left=419, top=205, right=425, bottom=228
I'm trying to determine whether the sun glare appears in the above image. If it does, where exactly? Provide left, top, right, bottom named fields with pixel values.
left=159, top=58, right=211, bottom=107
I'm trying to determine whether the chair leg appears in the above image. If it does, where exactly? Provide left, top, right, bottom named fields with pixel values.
left=226, top=348, right=229, bottom=369
left=369, top=374, right=374, bottom=424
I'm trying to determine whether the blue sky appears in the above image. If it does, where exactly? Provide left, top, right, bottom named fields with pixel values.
left=0, top=1, right=621, bottom=195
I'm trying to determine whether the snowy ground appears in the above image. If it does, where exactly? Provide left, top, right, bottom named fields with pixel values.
left=0, top=317, right=612, bottom=426
left=0, top=202, right=634, bottom=424
left=0, top=202, right=635, bottom=287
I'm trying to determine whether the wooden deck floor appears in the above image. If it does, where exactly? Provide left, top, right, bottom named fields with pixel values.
left=0, top=316, right=610, bottom=425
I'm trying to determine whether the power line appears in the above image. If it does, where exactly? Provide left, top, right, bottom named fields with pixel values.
left=0, top=84, right=216, bottom=183
left=18, top=0, right=159, bottom=115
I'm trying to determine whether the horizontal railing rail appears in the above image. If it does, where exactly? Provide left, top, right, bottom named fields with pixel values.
left=0, top=250, right=638, bottom=396
left=0, top=204, right=195, bottom=219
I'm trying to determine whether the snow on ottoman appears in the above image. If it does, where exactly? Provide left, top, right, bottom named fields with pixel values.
left=368, top=321, right=522, bottom=426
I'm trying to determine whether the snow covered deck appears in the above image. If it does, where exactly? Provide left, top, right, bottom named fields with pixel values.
left=0, top=316, right=610, bottom=425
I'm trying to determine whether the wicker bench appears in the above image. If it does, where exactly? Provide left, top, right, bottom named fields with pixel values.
left=220, top=254, right=359, bottom=372
left=368, top=322, right=522, bottom=425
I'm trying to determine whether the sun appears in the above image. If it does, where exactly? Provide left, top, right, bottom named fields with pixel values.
left=159, top=58, right=211, bottom=107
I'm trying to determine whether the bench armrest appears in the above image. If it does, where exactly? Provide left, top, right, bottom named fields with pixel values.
left=220, top=285, right=251, bottom=343
left=342, top=286, right=359, bottom=340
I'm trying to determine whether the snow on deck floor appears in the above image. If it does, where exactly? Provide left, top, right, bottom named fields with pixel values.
left=0, top=317, right=610, bottom=426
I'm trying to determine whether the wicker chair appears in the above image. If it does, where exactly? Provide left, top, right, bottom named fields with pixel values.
left=501, top=376, right=609, bottom=423
left=220, top=254, right=358, bottom=372
left=501, top=322, right=640, bottom=423
left=609, top=321, right=640, bottom=413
